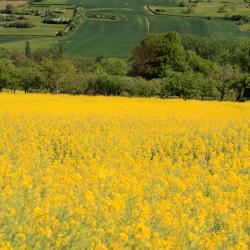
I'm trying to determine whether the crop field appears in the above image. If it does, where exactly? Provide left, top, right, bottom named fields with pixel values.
left=0, top=0, right=249, bottom=57
left=148, top=0, right=250, bottom=18
left=62, top=0, right=250, bottom=57
left=0, top=36, right=59, bottom=50
left=0, top=5, right=74, bottom=36
left=0, top=93, right=249, bottom=249
left=0, top=0, right=27, bottom=9
left=64, top=11, right=148, bottom=58
left=0, top=3, right=76, bottom=52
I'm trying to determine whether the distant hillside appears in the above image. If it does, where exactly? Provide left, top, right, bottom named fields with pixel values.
left=0, top=0, right=249, bottom=57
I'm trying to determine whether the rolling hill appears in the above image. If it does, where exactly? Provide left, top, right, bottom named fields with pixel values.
left=0, top=0, right=249, bottom=57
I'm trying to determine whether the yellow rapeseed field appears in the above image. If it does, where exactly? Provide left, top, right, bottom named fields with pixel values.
left=0, top=93, right=249, bottom=250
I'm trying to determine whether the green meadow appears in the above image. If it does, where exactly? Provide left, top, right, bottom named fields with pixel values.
left=0, top=0, right=249, bottom=57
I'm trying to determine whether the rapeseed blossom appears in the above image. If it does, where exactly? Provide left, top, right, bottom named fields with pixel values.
left=0, top=93, right=249, bottom=249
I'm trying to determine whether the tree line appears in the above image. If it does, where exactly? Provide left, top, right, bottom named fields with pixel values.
left=0, top=32, right=249, bottom=101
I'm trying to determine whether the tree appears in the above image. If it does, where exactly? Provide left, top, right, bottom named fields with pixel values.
left=5, top=4, right=14, bottom=14
left=130, top=32, right=188, bottom=79
left=212, top=65, right=239, bottom=101
left=32, top=48, right=53, bottom=63
left=50, top=43, right=64, bottom=59
left=0, top=59, right=18, bottom=92
left=198, top=78, right=216, bottom=100
left=19, top=63, right=43, bottom=93
left=57, top=43, right=64, bottom=58
left=0, top=48, right=10, bottom=59
left=186, top=50, right=217, bottom=76
left=41, top=58, right=77, bottom=93
left=230, top=73, right=250, bottom=101
left=25, top=41, right=31, bottom=58
left=161, top=71, right=204, bottom=99
left=182, top=35, right=250, bottom=73
left=99, top=59, right=129, bottom=76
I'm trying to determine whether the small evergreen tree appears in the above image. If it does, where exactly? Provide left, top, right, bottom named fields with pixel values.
left=25, top=41, right=31, bottom=58
left=5, top=4, right=14, bottom=14
left=58, top=43, right=64, bottom=58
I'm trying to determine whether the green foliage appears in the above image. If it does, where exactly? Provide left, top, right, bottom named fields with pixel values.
left=5, top=4, right=14, bottom=14
left=130, top=32, right=188, bottom=79
left=41, top=57, right=77, bottom=93
left=161, top=71, right=214, bottom=99
left=0, top=48, right=10, bottom=59
left=0, top=59, right=18, bottom=91
left=123, top=77, right=162, bottom=97
left=230, top=73, right=250, bottom=101
left=182, top=35, right=250, bottom=72
left=99, top=59, right=129, bottom=76
left=211, top=64, right=240, bottom=101
left=130, top=32, right=218, bottom=80
left=0, top=31, right=249, bottom=102
left=25, top=41, right=31, bottom=58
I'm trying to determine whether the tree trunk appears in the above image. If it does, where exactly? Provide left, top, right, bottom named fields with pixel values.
left=220, top=92, right=225, bottom=101
left=219, top=82, right=227, bottom=101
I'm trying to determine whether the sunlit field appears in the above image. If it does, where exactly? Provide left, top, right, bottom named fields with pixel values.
left=0, top=93, right=249, bottom=249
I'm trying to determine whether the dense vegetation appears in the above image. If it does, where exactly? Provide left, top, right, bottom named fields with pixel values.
left=0, top=94, right=249, bottom=249
left=0, top=32, right=249, bottom=101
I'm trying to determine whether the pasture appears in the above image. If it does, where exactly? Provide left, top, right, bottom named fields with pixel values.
left=63, top=0, right=250, bottom=57
left=0, top=0, right=27, bottom=9
left=148, top=0, right=250, bottom=18
left=0, top=93, right=249, bottom=249
left=0, top=0, right=249, bottom=57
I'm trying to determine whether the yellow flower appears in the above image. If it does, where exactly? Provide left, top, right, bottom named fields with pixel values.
left=0, top=242, right=13, bottom=250
left=119, top=232, right=128, bottom=242
left=0, top=93, right=249, bottom=249
left=135, top=223, right=151, bottom=240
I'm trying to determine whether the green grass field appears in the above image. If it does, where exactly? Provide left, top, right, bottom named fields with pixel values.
left=0, top=0, right=249, bottom=57
left=64, top=11, right=147, bottom=58
left=61, top=0, right=249, bottom=57
left=0, top=36, right=59, bottom=50
left=67, top=0, right=175, bottom=9
left=148, top=0, right=250, bottom=18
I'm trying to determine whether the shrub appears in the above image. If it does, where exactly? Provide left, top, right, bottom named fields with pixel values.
left=3, top=22, right=33, bottom=28
left=179, top=1, right=187, bottom=7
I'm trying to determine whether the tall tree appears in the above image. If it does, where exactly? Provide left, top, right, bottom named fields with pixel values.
left=41, top=58, right=77, bottom=94
left=212, top=65, right=239, bottom=101
left=19, top=62, right=43, bottom=93
left=130, top=32, right=188, bottom=79
left=230, top=73, right=250, bottom=101
left=25, top=41, right=31, bottom=58
left=0, top=59, right=18, bottom=92
left=5, top=4, right=14, bottom=14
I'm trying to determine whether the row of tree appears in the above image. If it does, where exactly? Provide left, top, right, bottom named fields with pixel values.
left=0, top=32, right=249, bottom=101
left=130, top=32, right=250, bottom=101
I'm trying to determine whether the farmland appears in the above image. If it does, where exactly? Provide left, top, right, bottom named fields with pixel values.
left=0, top=0, right=27, bottom=9
left=0, top=0, right=249, bottom=57
left=148, top=0, right=250, bottom=18
left=0, top=4, right=75, bottom=36
left=63, top=0, right=250, bottom=57
left=0, top=93, right=249, bottom=249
